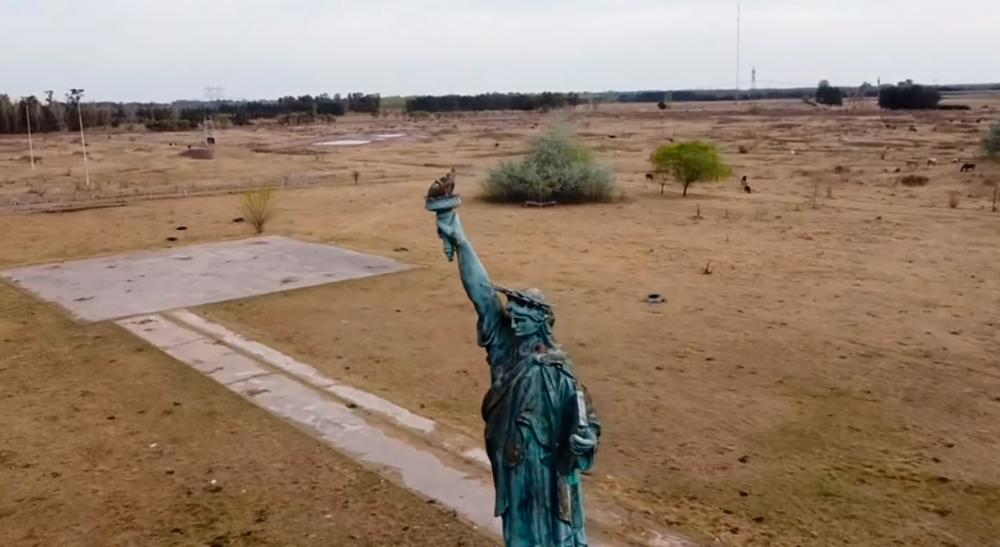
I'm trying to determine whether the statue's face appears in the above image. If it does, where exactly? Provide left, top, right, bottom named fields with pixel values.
left=508, top=302, right=544, bottom=338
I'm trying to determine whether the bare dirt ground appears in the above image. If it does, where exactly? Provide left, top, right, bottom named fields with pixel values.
left=2, top=98, right=999, bottom=546
left=0, top=285, right=494, bottom=547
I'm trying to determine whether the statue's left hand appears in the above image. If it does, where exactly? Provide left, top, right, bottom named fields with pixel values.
left=569, top=428, right=597, bottom=455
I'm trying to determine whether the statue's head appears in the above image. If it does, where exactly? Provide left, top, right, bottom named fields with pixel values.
left=493, top=285, right=555, bottom=339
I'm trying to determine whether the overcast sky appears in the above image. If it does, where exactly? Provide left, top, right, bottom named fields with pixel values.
left=3, top=0, right=997, bottom=102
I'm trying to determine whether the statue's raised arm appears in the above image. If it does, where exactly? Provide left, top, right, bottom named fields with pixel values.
left=425, top=170, right=504, bottom=331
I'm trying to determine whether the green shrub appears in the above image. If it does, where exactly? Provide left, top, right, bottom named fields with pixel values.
left=984, top=122, right=1000, bottom=160
left=483, top=127, right=616, bottom=203
left=650, top=141, right=732, bottom=196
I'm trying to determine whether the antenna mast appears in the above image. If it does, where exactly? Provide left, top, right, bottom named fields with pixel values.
left=736, top=0, right=741, bottom=98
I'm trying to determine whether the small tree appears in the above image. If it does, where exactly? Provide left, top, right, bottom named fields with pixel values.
left=816, top=80, right=843, bottom=106
left=242, top=189, right=275, bottom=234
left=650, top=141, right=732, bottom=197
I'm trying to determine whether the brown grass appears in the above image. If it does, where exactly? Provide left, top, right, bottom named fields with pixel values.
left=178, top=147, right=215, bottom=160
left=0, top=284, right=491, bottom=547
left=2, top=98, right=1000, bottom=546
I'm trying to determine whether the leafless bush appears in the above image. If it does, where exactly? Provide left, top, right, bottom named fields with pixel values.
left=900, top=175, right=929, bottom=187
left=948, top=191, right=961, bottom=209
left=27, top=181, right=47, bottom=198
left=241, top=189, right=275, bottom=234
left=832, top=165, right=850, bottom=174
left=826, top=186, right=834, bottom=199
left=178, top=148, right=214, bottom=160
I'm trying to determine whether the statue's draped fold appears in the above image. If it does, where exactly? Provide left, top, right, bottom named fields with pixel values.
left=479, top=295, right=600, bottom=547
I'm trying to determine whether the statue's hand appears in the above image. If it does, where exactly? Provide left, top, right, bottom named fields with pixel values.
left=569, top=428, right=597, bottom=455
left=435, top=213, right=465, bottom=245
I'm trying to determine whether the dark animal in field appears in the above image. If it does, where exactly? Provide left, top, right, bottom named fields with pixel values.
left=645, top=173, right=654, bottom=181
left=960, top=163, right=976, bottom=173
left=741, top=176, right=752, bottom=194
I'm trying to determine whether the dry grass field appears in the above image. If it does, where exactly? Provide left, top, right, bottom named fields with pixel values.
left=2, top=98, right=999, bottom=546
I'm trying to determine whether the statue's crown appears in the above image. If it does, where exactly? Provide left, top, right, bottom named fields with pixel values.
left=492, top=284, right=553, bottom=314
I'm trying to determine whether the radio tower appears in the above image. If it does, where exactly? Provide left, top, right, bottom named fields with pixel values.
left=203, top=86, right=223, bottom=145
left=736, top=0, right=741, bottom=98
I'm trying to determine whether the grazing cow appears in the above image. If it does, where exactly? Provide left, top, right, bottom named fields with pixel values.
left=960, top=163, right=976, bottom=173
left=927, top=158, right=937, bottom=166
left=645, top=173, right=654, bottom=181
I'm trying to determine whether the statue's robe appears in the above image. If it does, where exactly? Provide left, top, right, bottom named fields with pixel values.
left=478, top=301, right=600, bottom=547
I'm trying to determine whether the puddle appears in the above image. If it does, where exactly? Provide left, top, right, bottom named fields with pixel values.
left=316, top=139, right=373, bottom=146
left=315, top=132, right=407, bottom=147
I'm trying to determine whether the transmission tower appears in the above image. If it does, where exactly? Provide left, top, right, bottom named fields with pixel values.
left=203, top=86, right=223, bottom=145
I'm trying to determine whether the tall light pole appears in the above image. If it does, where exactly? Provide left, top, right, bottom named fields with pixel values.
left=24, top=102, right=35, bottom=170
left=69, top=88, right=91, bottom=190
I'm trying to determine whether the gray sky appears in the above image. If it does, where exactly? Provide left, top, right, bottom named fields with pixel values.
left=3, top=0, right=997, bottom=102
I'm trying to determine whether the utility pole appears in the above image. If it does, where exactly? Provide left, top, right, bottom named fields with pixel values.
left=25, top=102, right=35, bottom=170
left=79, top=103, right=90, bottom=189
left=69, top=88, right=91, bottom=191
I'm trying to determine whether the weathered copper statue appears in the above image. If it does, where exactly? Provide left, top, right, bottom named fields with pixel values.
left=426, top=171, right=601, bottom=546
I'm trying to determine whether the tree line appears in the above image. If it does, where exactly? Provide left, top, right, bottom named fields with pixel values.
left=0, top=91, right=381, bottom=134
left=405, top=92, right=582, bottom=113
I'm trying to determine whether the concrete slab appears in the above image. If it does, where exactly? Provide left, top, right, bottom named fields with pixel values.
left=1, top=236, right=411, bottom=322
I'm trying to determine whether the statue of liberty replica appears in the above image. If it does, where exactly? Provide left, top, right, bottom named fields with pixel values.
left=426, top=171, right=601, bottom=546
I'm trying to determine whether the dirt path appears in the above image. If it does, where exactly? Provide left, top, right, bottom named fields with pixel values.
left=0, top=284, right=494, bottom=547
